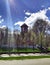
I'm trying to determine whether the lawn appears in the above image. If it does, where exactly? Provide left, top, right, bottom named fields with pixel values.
left=0, top=55, right=50, bottom=60
left=0, top=48, right=41, bottom=53
left=0, top=47, right=50, bottom=53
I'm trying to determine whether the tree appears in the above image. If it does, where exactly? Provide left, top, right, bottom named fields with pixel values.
left=33, top=19, right=47, bottom=34
left=31, top=31, right=36, bottom=49
left=0, top=29, right=4, bottom=48
left=32, top=19, right=48, bottom=51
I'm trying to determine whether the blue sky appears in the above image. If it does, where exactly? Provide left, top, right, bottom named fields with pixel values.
left=0, top=0, right=50, bottom=31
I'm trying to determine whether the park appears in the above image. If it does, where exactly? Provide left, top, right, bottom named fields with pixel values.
left=0, top=0, right=50, bottom=65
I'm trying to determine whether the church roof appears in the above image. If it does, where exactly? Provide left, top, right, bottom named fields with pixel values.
left=21, top=23, right=28, bottom=27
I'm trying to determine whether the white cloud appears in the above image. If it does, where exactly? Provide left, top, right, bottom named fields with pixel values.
left=24, top=16, right=28, bottom=19
left=0, top=19, right=4, bottom=24
left=0, top=25, right=6, bottom=28
left=48, top=7, right=50, bottom=10
left=1, top=19, right=4, bottom=22
left=0, top=16, right=2, bottom=18
left=0, top=16, right=4, bottom=24
left=24, top=8, right=48, bottom=27
left=25, top=11, right=32, bottom=16
left=14, top=8, right=50, bottom=29
left=14, top=21, right=24, bottom=26
left=2, top=25, right=6, bottom=28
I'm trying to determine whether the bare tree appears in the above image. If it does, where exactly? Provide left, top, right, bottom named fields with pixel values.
left=32, top=19, right=48, bottom=51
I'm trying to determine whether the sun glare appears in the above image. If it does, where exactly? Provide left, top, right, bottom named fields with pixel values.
left=9, top=0, right=13, bottom=3
left=5, top=0, right=14, bottom=31
left=9, top=0, right=15, bottom=5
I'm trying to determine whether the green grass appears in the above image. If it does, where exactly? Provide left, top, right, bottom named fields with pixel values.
left=48, top=47, right=50, bottom=51
left=0, top=48, right=41, bottom=53
left=0, top=47, right=50, bottom=53
left=0, top=55, right=50, bottom=60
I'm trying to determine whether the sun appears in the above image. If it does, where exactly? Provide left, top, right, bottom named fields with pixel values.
left=9, top=0, right=15, bottom=6
left=9, top=0, right=13, bottom=3
left=8, top=0, right=13, bottom=4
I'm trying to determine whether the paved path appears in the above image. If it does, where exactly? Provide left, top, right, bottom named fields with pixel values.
left=0, top=58, right=50, bottom=65
left=0, top=53, right=50, bottom=57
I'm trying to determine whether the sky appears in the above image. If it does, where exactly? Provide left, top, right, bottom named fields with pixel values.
left=0, top=0, right=50, bottom=31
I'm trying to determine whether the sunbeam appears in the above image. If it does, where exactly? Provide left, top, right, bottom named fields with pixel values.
left=9, top=0, right=15, bottom=6
left=5, top=0, right=14, bottom=31
left=9, top=0, right=17, bottom=13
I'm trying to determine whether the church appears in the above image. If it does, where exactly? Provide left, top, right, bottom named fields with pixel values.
left=21, top=23, right=28, bottom=33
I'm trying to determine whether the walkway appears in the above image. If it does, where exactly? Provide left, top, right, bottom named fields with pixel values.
left=0, top=58, right=50, bottom=65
